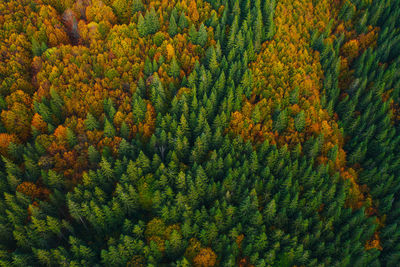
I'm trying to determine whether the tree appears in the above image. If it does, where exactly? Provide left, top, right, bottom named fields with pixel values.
left=138, top=14, right=147, bottom=37
left=104, top=118, right=116, bottom=138
left=1, top=102, right=32, bottom=141
left=169, top=15, right=178, bottom=37
left=189, top=24, right=198, bottom=43
left=88, top=145, right=100, bottom=164
left=193, top=248, right=217, bottom=267
left=144, top=57, right=153, bottom=76
left=85, top=113, right=100, bottom=131
left=120, top=121, right=130, bottom=139
left=32, top=38, right=47, bottom=57
left=274, top=109, right=288, bottom=133
left=166, top=230, right=184, bottom=258
left=252, top=105, right=261, bottom=124
left=197, top=24, right=207, bottom=46
left=178, top=12, right=188, bottom=29
left=112, top=0, right=130, bottom=23
left=208, top=47, right=219, bottom=75
left=169, top=57, right=180, bottom=78
left=145, top=8, right=160, bottom=34
left=132, top=0, right=144, bottom=14
left=66, top=127, right=77, bottom=147
left=294, top=111, right=305, bottom=132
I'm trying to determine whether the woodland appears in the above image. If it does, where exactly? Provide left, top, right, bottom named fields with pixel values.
left=0, top=0, right=400, bottom=266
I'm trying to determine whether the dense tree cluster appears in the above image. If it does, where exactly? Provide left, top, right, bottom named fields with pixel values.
left=0, top=0, right=399, bottom=266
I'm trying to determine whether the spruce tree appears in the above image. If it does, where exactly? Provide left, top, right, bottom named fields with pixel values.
left=138, top=13, right=147, bottom=37
left=168, top=15, right=178, bottom=37
left=197, top=23, right=208, bottom=46
left=294, top=111, right=305, bottom=132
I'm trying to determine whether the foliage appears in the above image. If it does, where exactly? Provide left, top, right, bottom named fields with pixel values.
left=0, top=0, right=399, bottom=266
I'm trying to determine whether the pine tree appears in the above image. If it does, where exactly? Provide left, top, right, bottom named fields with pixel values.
left=169, top=56, right=180, bottom=78
left=104, top=118, right=116, bottom=138
left=294, top=111, right=305, bottom=132
left=197, top=23, right=208, bottom=46
left=138, top=13, right=147, bottom=37
left=208, top=47, right=219, bottom=75
left=88, top=145, right=100, bottom=164
left=85, top=113, right=100, bottom=130
left=274, top=109, right=288, bottom=133
left=178, top=12, right=188, bottom=29
left=120, top=121, right=130, bottom=139
left=132, top=0, right=144, bottom=14
left=168, top=15, right=178, bottom=37
left=144, top=57, right=153, bottom=76
left=146, top=7, right=160, bottom=34
left=66, top=127, right=77, bottom=147
left=189, top=24, right=198, bottom=43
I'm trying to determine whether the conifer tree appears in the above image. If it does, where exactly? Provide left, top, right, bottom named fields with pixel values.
left=138, top=13, right=147, bottom=37
left=146, top=7, right=160, bottom=34
left=104, top=118, right=116, bottom=138
left=168, top=15, right=178, bottom=37
left=178, top=12, right=188, bottom=29
left=132, top=0, right=144, bottom=14
left=197, top=24, right=208, bottom=46
left=169, top=56, right=180, bottom=78
left=294, top=111, right=305, bottom=132
left=85, top=113, right=100, bottom=131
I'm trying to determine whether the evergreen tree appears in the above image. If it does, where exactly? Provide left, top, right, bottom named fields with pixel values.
left=178, top=12, right=188, bottom=29
left=104, top=118, right=116, bottom=138
left=169, top=56, right=180, bottom=78
left=146, top=7, right=160, bottom=34
left=294, top=111, right=305, bottom=132
left=88, top=145, right=100, bottom=164
left=197, top=23, right=208, bottom=46
left=168, top=15, right=178, bottom=37
left=274, top=109, right=288, bottom=132
left=189, top=24, right=198, bottom=43
left=85, top=113, right=100, bottom=131
left=138, top=13, right=147, bottom=37
left=132, top=0, right=144, bottom=14
left=66, top=127, right=77, bottom=147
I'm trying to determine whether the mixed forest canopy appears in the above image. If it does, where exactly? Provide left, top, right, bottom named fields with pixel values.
left=0, top=0, right=400, bottom=265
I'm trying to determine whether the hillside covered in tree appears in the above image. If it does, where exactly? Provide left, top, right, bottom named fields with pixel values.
left=0, top=0, right=400, bottom=266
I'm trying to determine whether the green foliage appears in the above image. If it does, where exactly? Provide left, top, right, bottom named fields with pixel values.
left=169, top=15, right=178, bottom=37
left=294, top=111, right=305, bottom=132
left=104, top=118, right=116, bottom=138
left=132, top=0, right=144, bottom=14
left=1, top=0, right=399, bottom=266
left=31, top=38, right=47, bottom=57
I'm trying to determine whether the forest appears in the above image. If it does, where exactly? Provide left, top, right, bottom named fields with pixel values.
left=0, top=0, right=400, bottom=266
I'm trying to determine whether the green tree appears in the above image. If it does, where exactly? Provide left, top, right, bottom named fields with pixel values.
left=169, top=56, right=180, bottom=78
left=197, top=23, right=208, bottom=46
left=274, top=109, right=288, bottom=132
left=145, top=7, right=160, bottom=34
left=208, top=47, right=219, bottom=75
left=294, top=111, right=305, bottom=132
left=189, top=24, right=197, bottom=43
left=178, top=12, right=188, bottom=29
left=88, top=145, right=100, bottom=164
left=104, top=118, right=116, bottom=138
left=132, top=0, right=144, bottom=14
left=85, top=113, right=100, bottom=130
left=144, top=57, right=153, bottom=76
left=138, top=13, right=147, bottom=37
left=66, top=127, right=77, bottom=147
left=120, top=121, right=130, bottom=139
left=168, top=15, right=178, bottom=37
